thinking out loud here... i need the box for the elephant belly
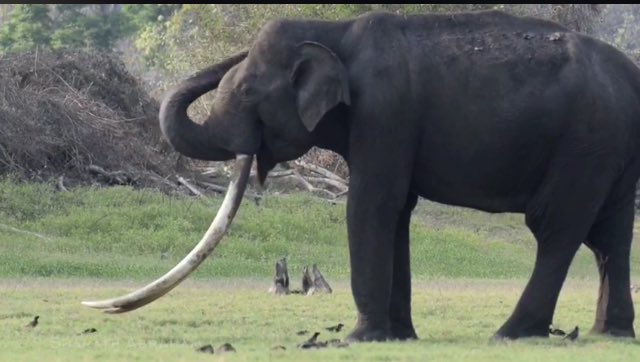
[411,122,558,214]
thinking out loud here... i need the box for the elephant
[83,10,639,342]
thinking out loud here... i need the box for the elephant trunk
[81,154,253,313]
[159,51,248,161]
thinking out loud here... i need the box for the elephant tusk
[81,154,253,313]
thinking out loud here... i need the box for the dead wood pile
[0,48,348,199]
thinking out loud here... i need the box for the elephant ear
[291,41,350,132]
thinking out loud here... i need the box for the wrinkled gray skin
[160,10,640,342]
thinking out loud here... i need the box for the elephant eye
[237,83,255,100]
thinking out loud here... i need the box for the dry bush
[0,49,178,189]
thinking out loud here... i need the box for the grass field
[2,279,640,361]
[1,178,640,360]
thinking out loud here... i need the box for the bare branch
[305,176,348,192]
[87,165,133,185]
[0,223,52,242]
[294,160,347,184]
[57,175,69,192]
[176,176,205,198]
[267,170,294,178]
[196,180,263,204]
[287,170,337,198]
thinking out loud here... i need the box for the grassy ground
[1,178,640,360]
[1,178,639,281]
[1,279,639,361]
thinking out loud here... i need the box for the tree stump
[307,264,332,295]
[302,265,313,294]
[268,257,290,295]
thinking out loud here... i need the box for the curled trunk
[159,51,248,161]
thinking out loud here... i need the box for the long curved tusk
[81,154,253,313]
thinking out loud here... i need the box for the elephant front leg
[345,198,396,342]
[389,193,419,340]
[344,178,413,342]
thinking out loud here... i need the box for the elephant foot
[390,323,418,341]
[345,325,392,343]
[590,323,636,338]
[493,321,549,340]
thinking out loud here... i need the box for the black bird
[196,344,214,354]
[326,323,344,332]
[549,325,566,336]
[306,332,320,344]
[564,326,579,341]
[217,343,236,353]
[296,329,309,336]
[80,328,97,335]
[298,332,321,349]
[25,316,39,329]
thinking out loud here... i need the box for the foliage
[0,4,51,53]
[133,4,503,76]
[0,5,181,54]
[121,4,181,35]
[595,5,640,59]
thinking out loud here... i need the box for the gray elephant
[84,10,638,342]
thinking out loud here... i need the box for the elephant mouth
[81,154,253,313]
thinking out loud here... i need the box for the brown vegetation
[0,48,177,190]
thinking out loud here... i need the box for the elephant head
[82,20,351,312]
[161,21,351,184]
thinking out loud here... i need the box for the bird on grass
[298,332,321,349]
[196,344,214,354]
[79,328,97,335]
[25,316,39,329]
[217,343,236,353]
[296,329,308,335]
[326,323,344,332]
[564,326,579,341]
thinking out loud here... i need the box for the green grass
[1,178,639,281]
[2,178,640,360]
[0,279,639,361]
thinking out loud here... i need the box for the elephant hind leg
[495,153,618,340]
[585,183,636,338]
